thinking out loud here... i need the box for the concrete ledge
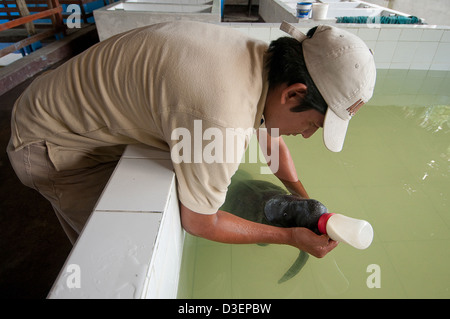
[94,0,221,41]
[47,145,184,299]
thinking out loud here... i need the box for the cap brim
[323,108,350,152]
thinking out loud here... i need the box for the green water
[177,70,450,299]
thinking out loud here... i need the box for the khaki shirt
[10,21,269,214]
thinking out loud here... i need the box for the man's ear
[281,83,308,105]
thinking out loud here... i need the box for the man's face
[279,108,324,138]
[263,83,325,138]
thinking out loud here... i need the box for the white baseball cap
[280,22,376,152]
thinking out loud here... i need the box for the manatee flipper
[278,250,309,284]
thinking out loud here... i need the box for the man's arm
[257,129,309,198]
[180,204,337,258]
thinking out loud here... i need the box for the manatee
[221,171,328,284]
[264,194,328,234]
[220,171,287,226]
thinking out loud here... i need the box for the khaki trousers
[7,140,117,244]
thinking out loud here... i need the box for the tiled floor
[0,30,100,299]
[0,65,73,299]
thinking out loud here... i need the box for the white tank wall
[364,0,450,26]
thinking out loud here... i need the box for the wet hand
[290,227,338,258]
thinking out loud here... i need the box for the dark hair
[266,27,328,114]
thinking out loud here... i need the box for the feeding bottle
[318,213,373,249]
[263,195,373,249]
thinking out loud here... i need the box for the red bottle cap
[318,213,335,234]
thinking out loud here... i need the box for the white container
[312,3,329,20]
[296,2,312,19]
[318,213,374,250]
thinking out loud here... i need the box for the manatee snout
[264,195,328,233]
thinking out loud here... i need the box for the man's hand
[289,227,338,258]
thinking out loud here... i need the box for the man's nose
[302,127,319,139]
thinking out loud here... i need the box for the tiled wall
[93,0,450,71]
[354,25,450,70]
[368,68,450,107]
[226,23,450,71]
